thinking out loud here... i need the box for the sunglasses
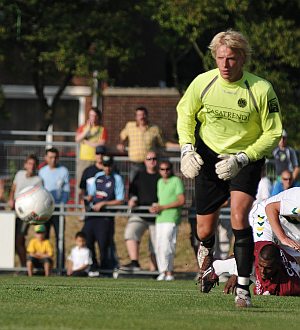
[282,177,292,181]
[146,157,157,161]
[160,167,170,171]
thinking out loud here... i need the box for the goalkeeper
[177,29,282,308]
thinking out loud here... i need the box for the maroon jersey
[254,241,300,296]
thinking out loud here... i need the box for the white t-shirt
[13,170,43,198]
[67,246,92,272]
[255,176,272,202]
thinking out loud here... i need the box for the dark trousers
[44,214,65,270]
[82,217,118,270]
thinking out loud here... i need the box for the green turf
[0,276,299,330]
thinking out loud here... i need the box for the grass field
[0,276,300,330]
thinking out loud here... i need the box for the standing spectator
[75,107,108,186]
[8,154,42,267]
[150,160,185,281]
[26,225,53,277]
[79,145,106,205]
[39,147,70,269]
[176,30,282,307]
[79,145,118,271]
[271,169,300,196]
[255,164,272,202]
[117,106,178,182]
[83,155,124,272]
[121,151,160,271]
[67,231,92,277]
[272,129,299,181]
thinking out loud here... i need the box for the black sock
[232,227,254,281]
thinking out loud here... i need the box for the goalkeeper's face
[215,45,244,83]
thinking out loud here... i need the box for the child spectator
[67,231,92,277]
[26,224,53,277]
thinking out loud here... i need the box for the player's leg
[196,212,220,291]
[230,191,254,307]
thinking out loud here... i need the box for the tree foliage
[0,0,142,129]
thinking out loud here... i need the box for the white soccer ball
[15,185,55,224]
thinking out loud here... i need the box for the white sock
[213,259,238,276]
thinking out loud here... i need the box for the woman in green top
[150,160,185,281]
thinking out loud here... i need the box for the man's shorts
[124,215,156,253]
[27,256,53,268]
[195,139,265,215]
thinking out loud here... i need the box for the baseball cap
[102,155,113,166]
[282,129,287,138]
[34,224,46,233]
[95,145,107,155]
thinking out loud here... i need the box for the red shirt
[254,241,300,296]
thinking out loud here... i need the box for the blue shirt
[271,181,300,196]
[39,165,70,204]
[87,171,124,201]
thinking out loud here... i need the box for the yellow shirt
[77,124,108,161]
[177,69,282,161]
[27,238,53,257]
[120,121,165,162]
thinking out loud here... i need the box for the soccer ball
[15,185,55,224]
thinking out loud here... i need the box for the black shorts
[27,256,53,268]
[195,139,265,215]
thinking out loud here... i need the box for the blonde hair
[209,30,251,63]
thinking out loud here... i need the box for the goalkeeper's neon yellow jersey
[177,68,282,161]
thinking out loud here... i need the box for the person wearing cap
[83,155,125,271]
[26,225,54,277]
[202,187,300,296]
[272,129,299,181]
[78,145,107,204]
[75,107,108,186]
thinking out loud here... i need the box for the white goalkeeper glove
[215,152,249,181]
[180,144,204,179]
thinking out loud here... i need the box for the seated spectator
[121,151,160,271]
[271,170,300,196]
[8,154,42,267]
[150,160,185,281]
[67,231,92,277]
[26,225,53,277]
[83,155,125,273]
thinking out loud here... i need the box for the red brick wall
[101,88,181,150]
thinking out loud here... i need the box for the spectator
[67,231,92,277]
[26,224,53,277]
[255,164,272,202]
[39,147,70,269]
[83,155,124,273]
[150,160,185,281]
[8,154,42,267]
[121,151,160,272]
[79,145,118,273]
[117,106,179,182]
[271,169,300,196]
[272,129,299,181]
[75,107,108,185]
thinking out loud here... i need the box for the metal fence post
[58,203,65,275]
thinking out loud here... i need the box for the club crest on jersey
[268,98,279,113]
[238,98,247,108]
